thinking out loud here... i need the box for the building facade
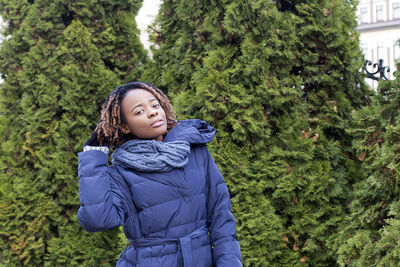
[356,0,400,87]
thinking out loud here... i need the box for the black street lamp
[363,59,391,81]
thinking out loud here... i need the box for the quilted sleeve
[205,148,242,266]
[77,150,126,232]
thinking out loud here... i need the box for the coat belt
[129,225,209,267]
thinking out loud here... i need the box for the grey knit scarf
[112,139,191,172]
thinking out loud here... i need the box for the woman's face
[120,89,167,141]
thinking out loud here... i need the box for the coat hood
[163,119,215,144]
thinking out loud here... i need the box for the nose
[149,108,158,117]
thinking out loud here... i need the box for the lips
[151,119,165,128]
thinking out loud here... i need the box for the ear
[121,124,131,134]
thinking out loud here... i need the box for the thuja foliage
[144,0,369,265]
[335,62,400,266]
[0,0,146,265]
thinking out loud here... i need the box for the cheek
[161,109,167,118]
[123,117,142,135]
[129,118,145,130]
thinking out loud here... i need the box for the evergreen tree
[144,0,369,265]
[336,65,400,266]
[0,0,146,265]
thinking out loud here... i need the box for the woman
[77,81,242,266]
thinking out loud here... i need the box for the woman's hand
[83,129,109,154]
[84,131,100,147]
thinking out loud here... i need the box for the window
[360,7,369,23]
[394,41,400,60]
[377,41,385,61]
[376,5,384,21]
[361,43,370,60]
[394,2,400,20]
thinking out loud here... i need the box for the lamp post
[363,59,391,81]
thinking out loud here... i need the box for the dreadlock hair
[96,81,178,149]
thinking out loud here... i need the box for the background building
[356,0,400,87]
[136,0,161,52]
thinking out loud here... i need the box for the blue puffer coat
[77,119,242,266]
